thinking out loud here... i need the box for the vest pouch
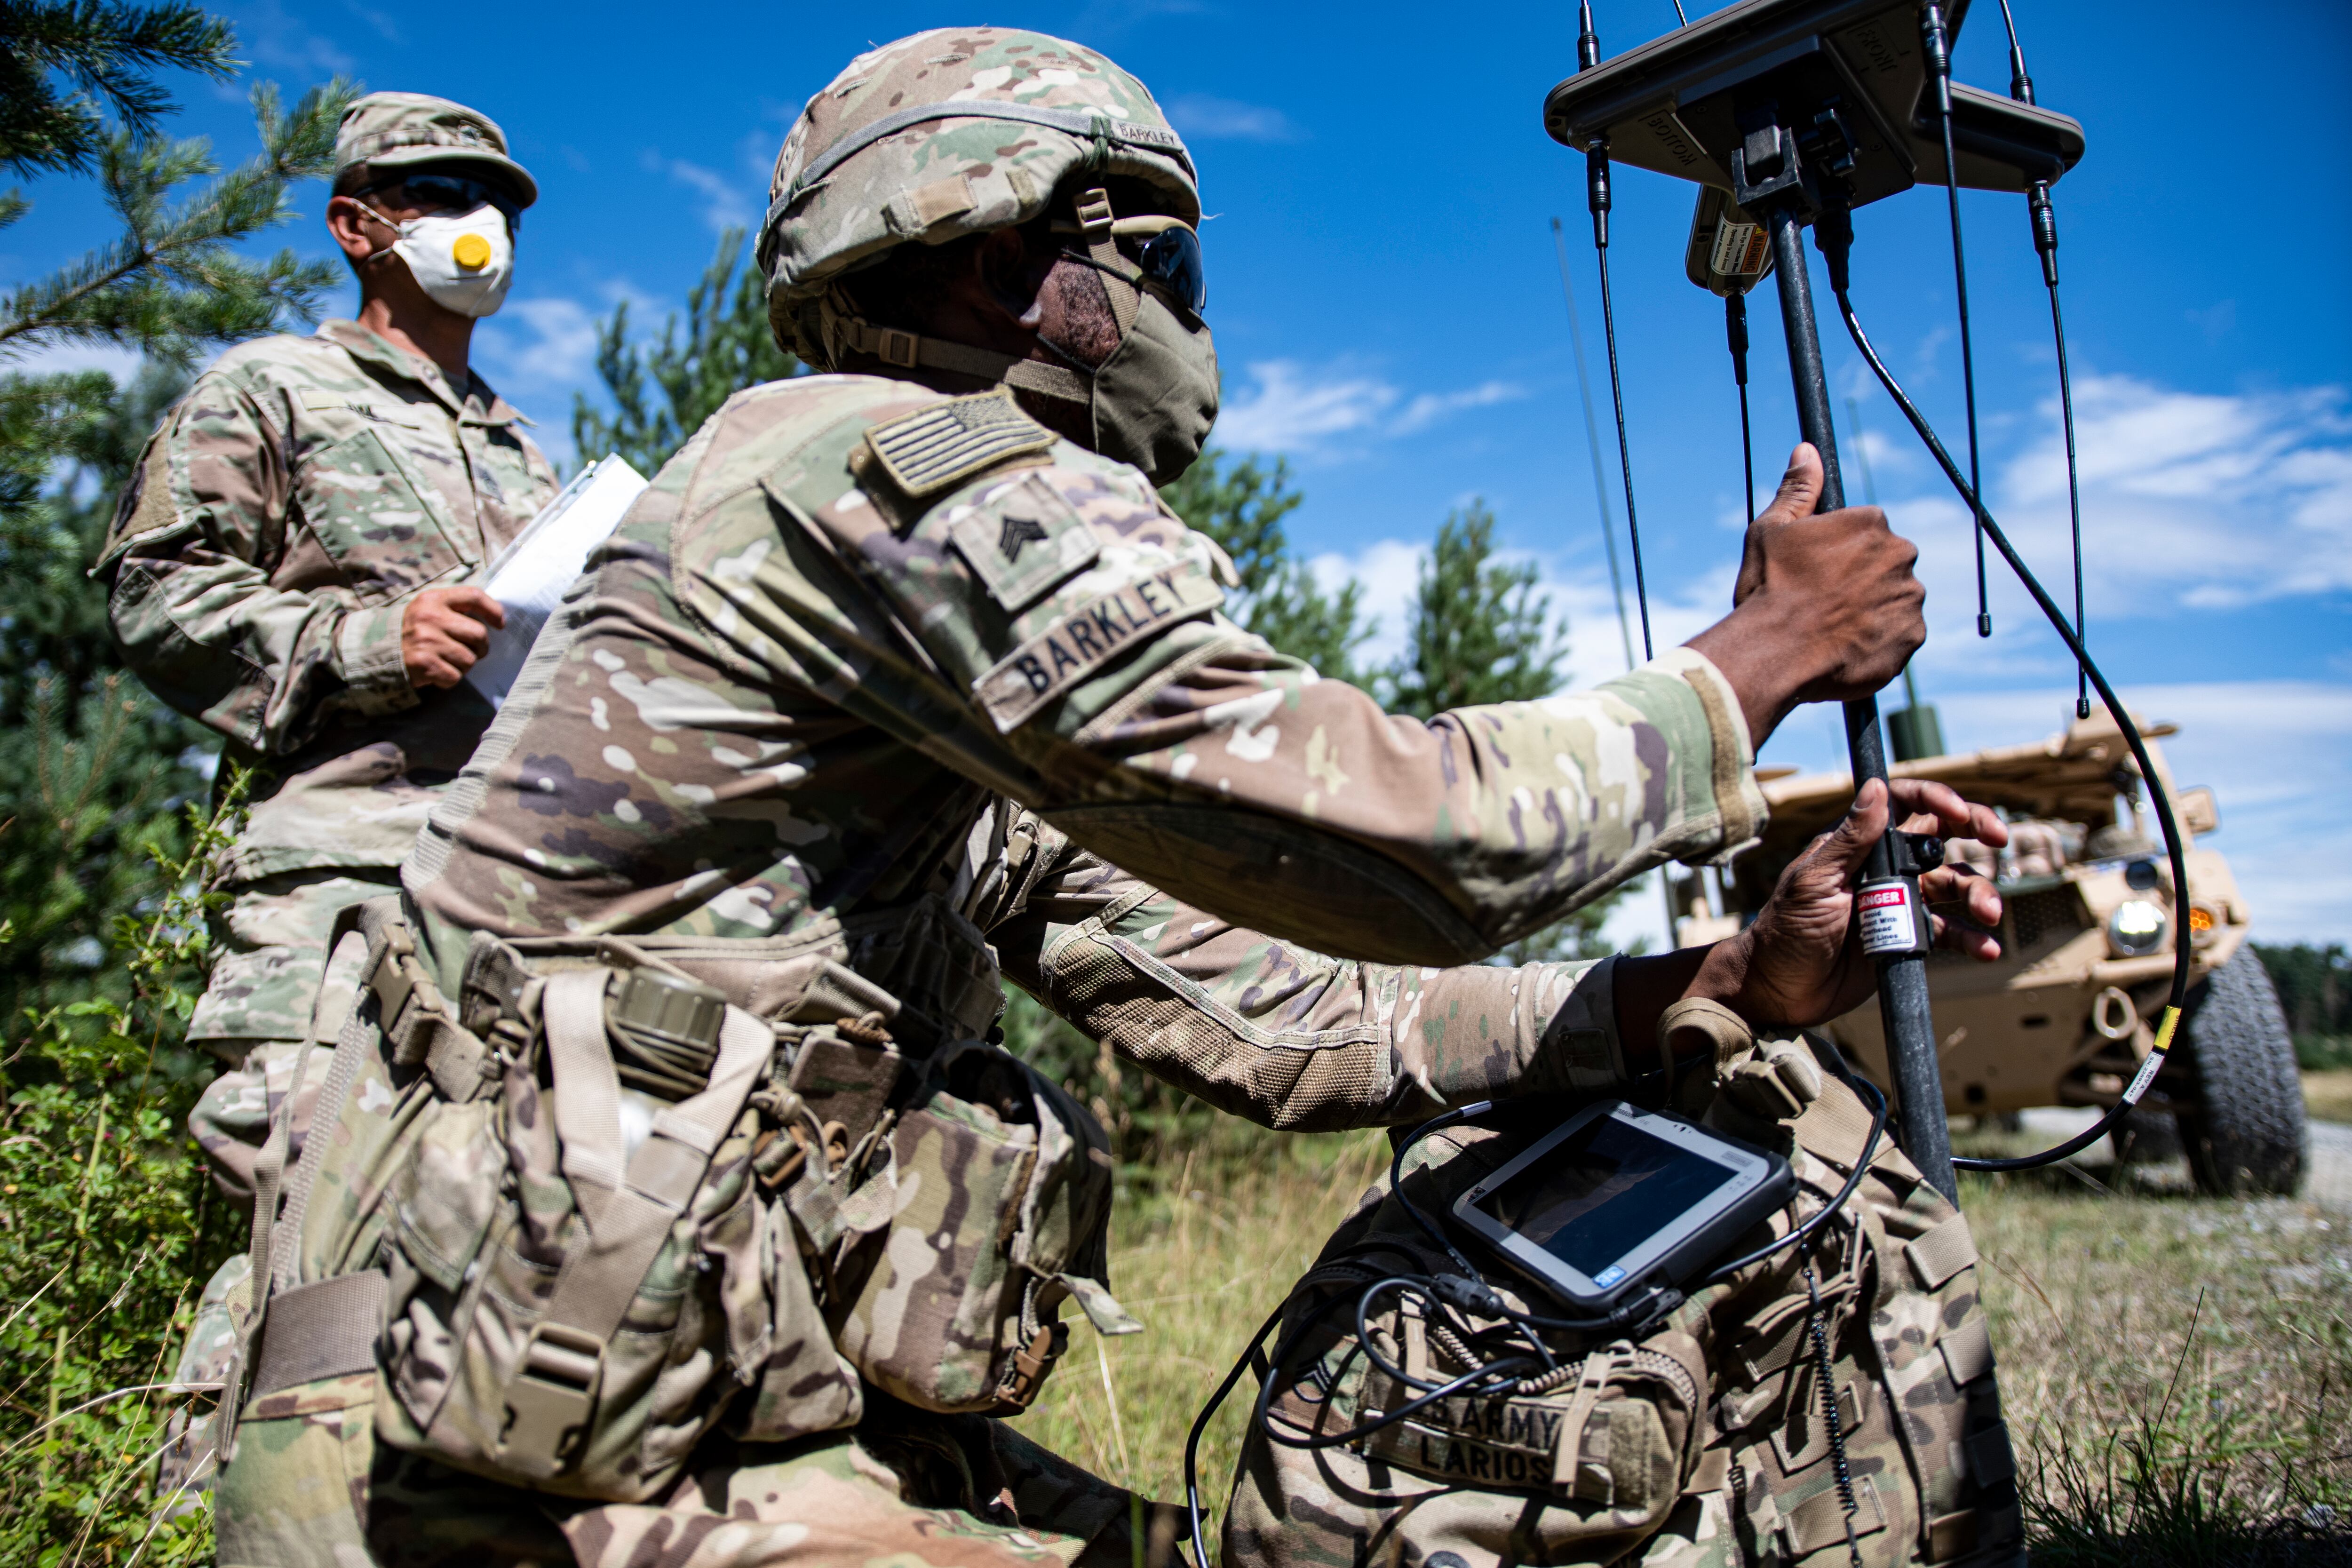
[1353,1306,1710,1521]
[834,1039,1131,1413]
[373,963,804,1501]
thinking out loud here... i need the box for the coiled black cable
[1819,231,2193,1170]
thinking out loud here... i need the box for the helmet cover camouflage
[759,28,1200,363]
[333,90,538,208]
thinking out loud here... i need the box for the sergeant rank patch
[861,388,1057,498]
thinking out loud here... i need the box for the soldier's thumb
[1756,443,1825,528]
[1822,778,1890,880]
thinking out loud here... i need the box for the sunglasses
[359,171,524,229]
[1056,214,1206,315]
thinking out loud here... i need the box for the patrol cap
[761,28,1197,357]
[332,91,539,208]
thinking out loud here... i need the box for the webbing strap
[828,309,1091,403]
[1905,1212,1979,1290]
[1549,1348,1620,1492]
[500,995,774,1476]
[1682,1448,1732,1498]
[1963,1421,2017,1486]
[1793,1071,1879,1172]
[248,1273,385,1396]
[1939,1316,1995,1387]
[544,970,624,1227]
[1782,1472,1887,1556]
[774,101,1193,216]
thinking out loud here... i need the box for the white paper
[465,454,648,708]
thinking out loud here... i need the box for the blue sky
[8,0,2350,943]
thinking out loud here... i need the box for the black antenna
[1921,2,1990,638]
[2000,0,2092,717]
[1552,217,1637,671]
[1580,0,1652,659]
[1728,291,1755,523]
[1669,0,1689,22]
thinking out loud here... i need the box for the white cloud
[1165,94,1300,143]
[653,156,756,234]
[475,296,600,392]
[1215,360,1526,458]
[0,340,145,380]
[1878,373,2352,621]
[238,0,356,73]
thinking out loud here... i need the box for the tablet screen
[1472,1115,1740,1286]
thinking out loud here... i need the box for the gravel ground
[2018,1106,2352,1209]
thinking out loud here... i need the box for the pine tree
[0,11,352,1552]
[0,8,352,1019]
[1159,448,1369,683]
[572,227,799,477]
[1385,500,1570,719]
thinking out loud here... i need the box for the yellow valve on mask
[452,231,493,271]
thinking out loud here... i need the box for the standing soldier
[96,92,557,1487]
[203,30,2005,1568]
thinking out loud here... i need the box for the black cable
[1580,1,1652,659]
[1828,273,2194,1171]
[1920,2,1990,638]
[1728,290,1756,523]
[1803,1255,1867,1568]
[1700,1036,1885,1285]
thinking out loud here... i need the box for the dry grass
[2304,1070,2352,1126]
[1006,1125,2352,1562]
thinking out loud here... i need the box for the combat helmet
[758,27,1200,372]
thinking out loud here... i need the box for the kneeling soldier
[200,28,1987,1568]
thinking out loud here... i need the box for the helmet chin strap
[815,187,1141,407]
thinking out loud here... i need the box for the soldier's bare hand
[1686,443,1925,746]
[401,586,506,688]
[1695,777,2006,1028]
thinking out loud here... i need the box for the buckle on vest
[994,1319,1068,1411]
[875,327,918,368]
[499,1321,604,1474]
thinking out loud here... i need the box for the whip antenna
[1551,218,1637,671]
[1729,291,1756,522]
[1921,2,1991,637]
[1999,0,2092,717]
[1579,0,1653,660]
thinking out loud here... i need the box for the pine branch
[0,76,355,360]
[0,0,238,178]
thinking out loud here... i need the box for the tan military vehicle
[1673,708,2307,1195]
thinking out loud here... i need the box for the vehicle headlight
[2107,899,2168,957]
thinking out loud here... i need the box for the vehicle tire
[2112,1107,2182,1164]
[2177,947,2308,1196]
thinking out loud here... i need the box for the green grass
[1008,1126,2352,1566]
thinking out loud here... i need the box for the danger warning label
[1858,881,1921,955]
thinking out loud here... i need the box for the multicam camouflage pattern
[100,319,559,890]
[188,868,390,1059]
[217,1378,1177,1568]
[760,28,1199,362]
[404,374,1763,980]
[1226,1073,2025,1568]
[333,89,539,206]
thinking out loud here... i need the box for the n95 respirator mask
[391,205,515,318]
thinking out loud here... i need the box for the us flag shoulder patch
[861,389,1056,498]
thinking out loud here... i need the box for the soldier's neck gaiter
[1073,289,1220,487]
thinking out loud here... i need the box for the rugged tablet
[1452,1100,1794,1313]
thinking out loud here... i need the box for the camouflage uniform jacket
[993,815,1637,1130]
[405,373,1766,990]
[98,320,560,882]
